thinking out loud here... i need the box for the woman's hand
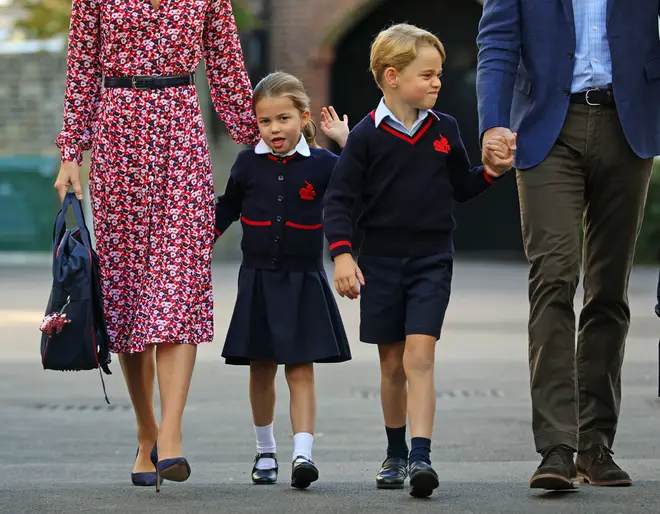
[54,161,83,202]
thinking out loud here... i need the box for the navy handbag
[40,192,111,402]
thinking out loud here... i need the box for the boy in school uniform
[323,23,514,498]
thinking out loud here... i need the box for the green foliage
[10,0,258,39]
[636,158,660,264]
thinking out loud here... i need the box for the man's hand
[482,127,517,177]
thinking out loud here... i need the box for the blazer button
[277,195,283,201]
[568,52,573,59]
[276,216,282,222]
[274,236,280,243]
[271,257,277,264]
[278,175,284,181]
[563,88,570,96]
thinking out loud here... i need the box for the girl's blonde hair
[370,23,446,88]
[252,71,319,148]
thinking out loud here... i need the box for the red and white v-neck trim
[369,110,434,144]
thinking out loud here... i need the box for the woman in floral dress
[54,0,259,486]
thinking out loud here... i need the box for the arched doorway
[329,0,524,258]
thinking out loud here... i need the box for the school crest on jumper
[433,135,451,153]
[299,181,316,201]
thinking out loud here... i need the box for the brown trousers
[516,103,653,453]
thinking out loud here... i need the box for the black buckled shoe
[291,455,319,489]
[251,452,278,485]
[529,444,578,490]
[408,460,439,498]
[576,445,632,487]
[376,457,408,489]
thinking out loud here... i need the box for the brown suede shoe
[576,445,632,487]
[529,445,579,490]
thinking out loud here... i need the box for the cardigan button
[274,236,280,243]
[271,257,277,264]
[278,175,284,181]
[276,216,282,222]
[277,195,283,201]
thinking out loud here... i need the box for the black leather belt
[570,86,614,106]
[103,73,195,90]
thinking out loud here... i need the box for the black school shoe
[291,455,319,489]
[529,444,579,490]
[576,445,632,487]
[251,452,278,484]
[408,460,439,498]
[376,457,408,489]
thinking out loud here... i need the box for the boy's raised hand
[333,253,365,300]
[483,133,517,177]
[320,106,349,148]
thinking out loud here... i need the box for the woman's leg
[155,343,197,460]
[118,344,159,472]
[250,361,279,469]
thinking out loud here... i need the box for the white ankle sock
[254,423,277,470]
[293,432,314,461]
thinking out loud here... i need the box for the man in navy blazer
[477,0,660,491]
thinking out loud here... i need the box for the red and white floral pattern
[56,0,259,353]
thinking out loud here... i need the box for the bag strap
[53,193,93,249]
[656,269,659,317]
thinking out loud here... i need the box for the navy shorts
[358,253,453,343]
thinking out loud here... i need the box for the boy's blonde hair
[369,23,445,88]
[252,71,319,148]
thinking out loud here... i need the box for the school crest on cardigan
[299,181,316,200]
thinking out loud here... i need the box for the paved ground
[1,259,659,513]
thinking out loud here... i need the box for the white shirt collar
[373,97,439,128]
[254,135,311,157]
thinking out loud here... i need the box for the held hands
[333,253,365,300]
[320,106,349,148]
[482,127,517,178]
[54,161,84,202]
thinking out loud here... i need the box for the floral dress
[55,0,260,353]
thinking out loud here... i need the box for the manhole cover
[351,388,504,399]
[31,403,133,411]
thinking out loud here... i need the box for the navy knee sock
[385,425,409,460]
[409,437,431,465]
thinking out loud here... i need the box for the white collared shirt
[373,97,439,136]
[254,135,311,157]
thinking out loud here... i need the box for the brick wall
[268,0,378,145]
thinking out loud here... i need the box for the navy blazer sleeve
[476,0,522,142]
[446,117,499,202]
[214,161,244,243]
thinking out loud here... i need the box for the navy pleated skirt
[222,266,352,365]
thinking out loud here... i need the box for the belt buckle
[131,75,151,90]
[584,88,601,106]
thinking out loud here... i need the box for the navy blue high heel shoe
[131,444,159,487]
[156,457,191,492]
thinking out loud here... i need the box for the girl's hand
[320,106,349,148]
[333,253,365,300]
[54,161,83,202]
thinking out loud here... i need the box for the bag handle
[53,193,92,249]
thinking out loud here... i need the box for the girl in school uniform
[214,71,352,489]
